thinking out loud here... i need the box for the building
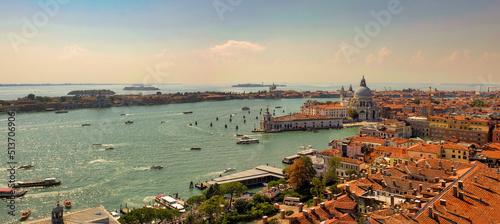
[300,100,348,119]
[340,76,380,121]
[359,119,412,139]
[405,116,430,138]
[440,143,471,162]
[258,108,343,132]
[25,204,119,224]
[428,115,491,145]
[407,143,442,160]
[493,124,500,143]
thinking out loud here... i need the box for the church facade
[340,76,380,121]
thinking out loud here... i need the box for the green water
[0,98,358,222]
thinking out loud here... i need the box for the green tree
[325,101,332,104]
[410,99,420,104]
[185,213,204,224]
[310,177,326,199]
[187,194,206,209]
[155,209,180,223]
[470,99,488,107]
[60,96,66,102]
[199,195,227,224]
[27,93,35,100]
[221,182,247,208]
[285,160,308,190]
[233,199,250,214]
[203,183,222,199]
[299,156,317,179]
[346,169,358,177]
[125,207,156,224]
[348,107,358,120]
[252,193,271,204]
[35,96,43,101]
[118,213,137,224]
[325,157,342,184]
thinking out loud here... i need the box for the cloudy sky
[1,0,499,85]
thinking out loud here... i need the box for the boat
[105,147,114,150]
[64,200,72,208]
[55,110,68,114]
[82,123,91,126]
[110,210,121,219]
[20,210,31,220]
[237,136,260,144]
[190,147,201,150]
[234,134,244,137]
[19,164,34,169]
[282,154,301,164]
[242,107,250,110]
[223,168,235,173]
[275,106,282,108]
[195,182,208,190]
[125,121,133,124]
[13,178,61,188]
[150,165,163,169]
[92,143,102,147]
[183,111,193,114]
[154,195,186,213]
[0,188,27,198]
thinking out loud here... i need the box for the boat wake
[88,159,116,164]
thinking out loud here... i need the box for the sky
[1,0,499,85]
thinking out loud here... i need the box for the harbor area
[206,165,285,186]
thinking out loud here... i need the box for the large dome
[354,86,372,97]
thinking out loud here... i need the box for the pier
[206,165,284,186]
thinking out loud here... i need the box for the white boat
[155,195,186,213]
[150,165,163,169]
[237,136,260,144]
[110,210,121,219]
[223,168,236,173]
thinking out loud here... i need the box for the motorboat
[20,210,31,220]
[275,106,282,108]
[19,164,34,169]
[223,168,236,173]
[105,147,114,150]
[150,165,163,169]
[81,124,91,126]
[237,136,260,144]
[242,107,250,110]
[55,110,68,114]
[183,111,193,114]
[190,147,201,150]
[155,195,186,213]
[110,210,121,219]
[125,121,133,124]
[92,143,102,147]
[64,200,72,208]
[0,188,27,198]
[13,178,61,188]
[234,134,244,137]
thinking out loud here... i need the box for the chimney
[459,191,464,200]
[313,197,319,206]
[390,195,395,206]
[453,169,457,176]
[419,184,423,193]
[438,186,442,192]
[416,200,421,208]
[434,212,439,220]
[310,207,316,215]
[440,199,446,206]
[428,207,433,218]
[328,192,332,200]
[263,216,268,224]
[405,160,408,166]
[451,165,454,172]
[393,180,397,187]
[439,160,442,169]
[474,176,478,183]
[409,181,413,190]
[333,193,337,200]
[453,185,458,197]
[346,184,350,194]
[441,180,446,187]
[299,203,304,212]
[303,210,309,217]
[280,209,286,219]
[410,156,414,162]
[427,188,432,193]
[418,169,422,175]
[434,177,440,183]
[458,180,463,189]
[341,178,345,183]
[320,202,325,209]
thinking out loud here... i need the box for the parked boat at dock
[154,195,186,213]
[13,178,61,188]
[64,200,72,208]
[0,188,27,198]
[282,154,301,164]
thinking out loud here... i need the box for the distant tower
[428,87,432,117]
[340,86,345,101]
[360,75,367,87]
[349,84,353,92]
[52,201,64,224]
[260,106,273,131]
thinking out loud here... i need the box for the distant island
[232,83,286,87]
[67,89,116,95]
[123,86,160,91]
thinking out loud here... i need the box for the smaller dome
[354,86,372,97]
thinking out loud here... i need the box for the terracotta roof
[407,144,442,154]
[318,149,341,157]
[442,143,471,151]
[341,157,364,165]
[480,150,500,159]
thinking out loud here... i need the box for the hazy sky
[1,0,499,85]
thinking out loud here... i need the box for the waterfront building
[257,108,342,132]
[300,100,348,119]
[359,119,412,139]
[428,115,491,145]
[340,76,380,121]
[25,205,119,224]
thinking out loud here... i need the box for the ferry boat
[154,195,186,213]
[64,200,72,208]
[0,188,27,198]
[20,210,31,220]
[13,178,61,188]
[183,111,193,114]
[236,136,260,144]
[150,165,163,169]
[282,154,301,164]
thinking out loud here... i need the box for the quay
[206,165,284,186]
[343,121,377,128]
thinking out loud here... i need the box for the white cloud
[366,47,391,65]
[59,45,88,60]
[205,40,265,63]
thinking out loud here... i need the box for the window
[452,155,456,158]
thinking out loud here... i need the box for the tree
[123,207,156,224]
[310,177,326,199]
[285,159,309,190]
[187,194,206,208]
[27,93,35,100]
[199,195,227,224]
[410,99,420,104]
[155,209,180,223]
[60,96,66,102]
[221,182,247,208]
[325,101,332,104]
[346,169,358,179]
[348,107,358,120]
[234,199,250,214]
[252,193,271,204]
[470,99,488,107]
[325,157,342,184]
[203,183,222,199]
[299,156,317,179]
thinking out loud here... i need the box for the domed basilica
[340,76,379,121]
